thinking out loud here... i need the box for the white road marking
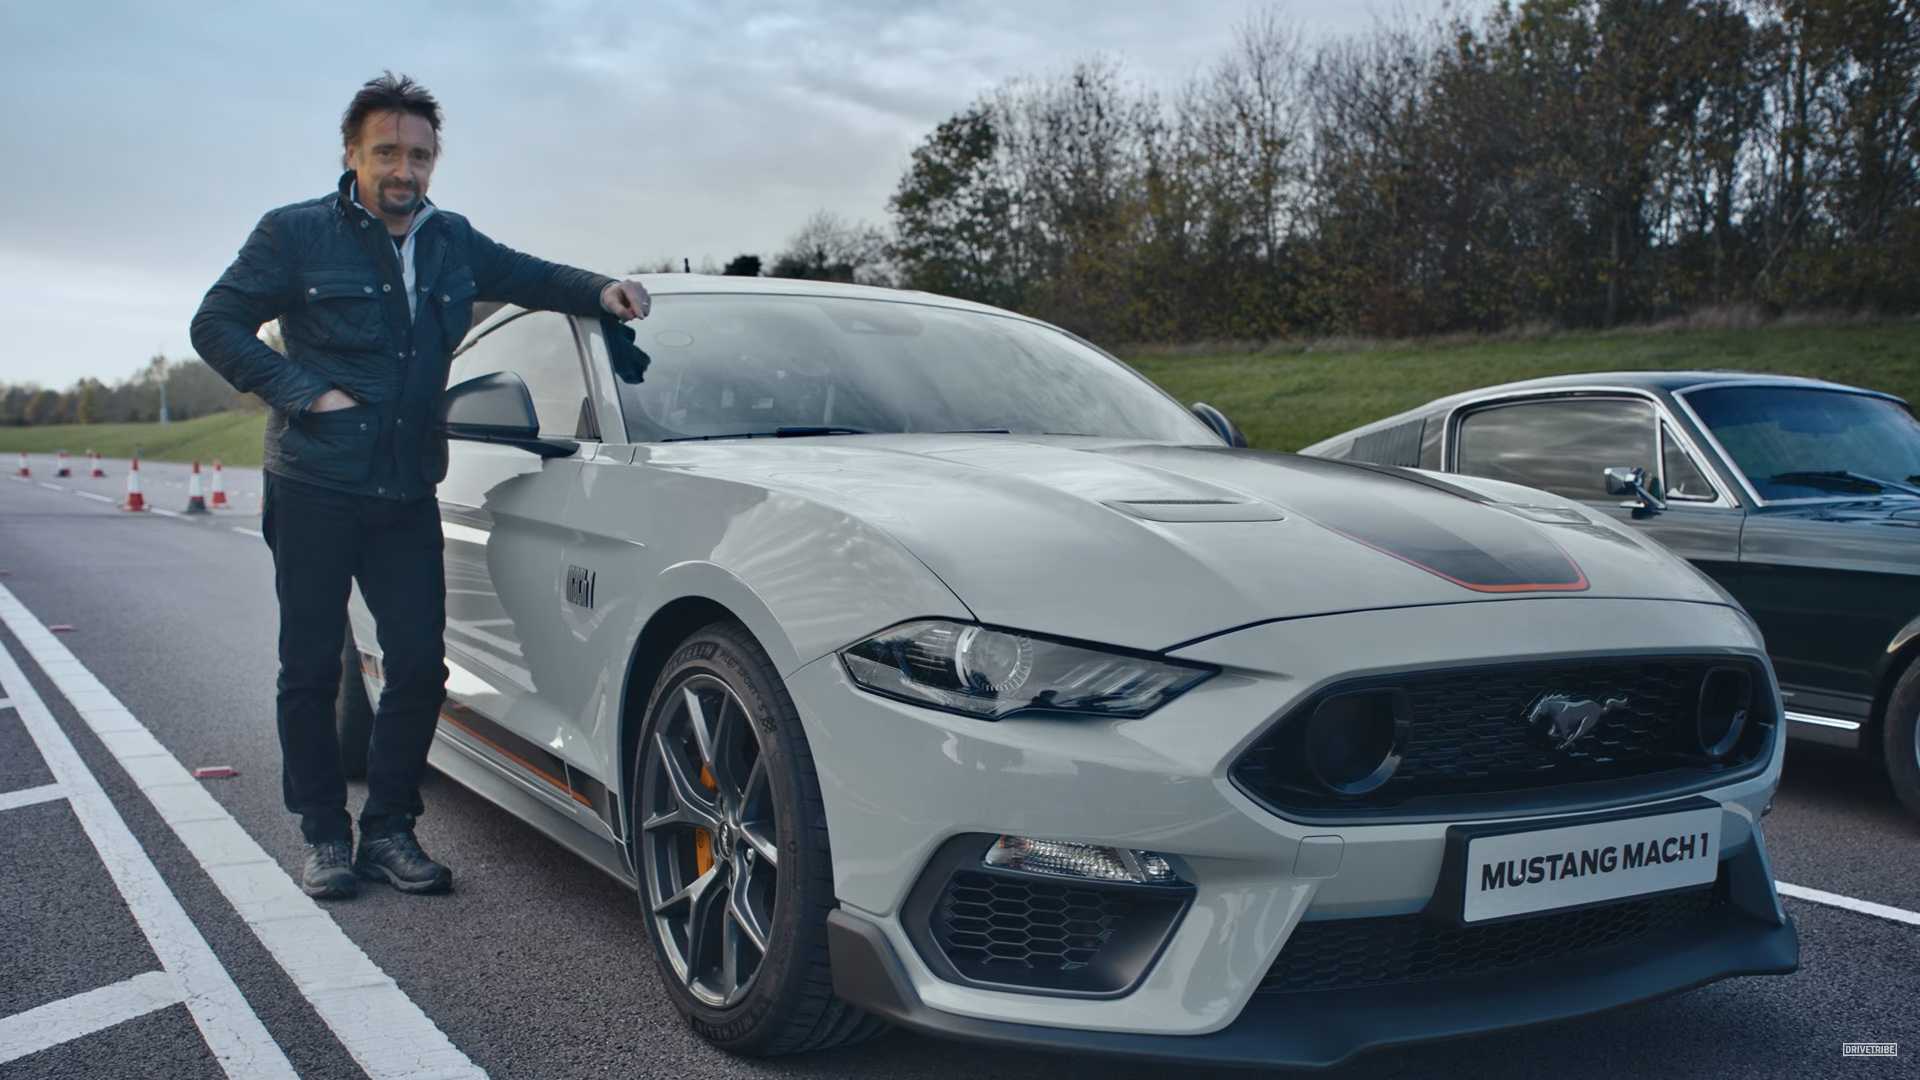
[74,491,115,504]
[149,508,185,519]
[0,636,297,1077]
[231,527,264,539]
[0,782,64,812]
[0,971,183,1065]
[1777,881,1920,929]
[38,482,64,492]
[440,521,489,546]
[0,584,487,1079]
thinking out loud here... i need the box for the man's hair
[340,71,442,166]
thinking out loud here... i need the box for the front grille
[926,869,1189,995]
[1261,878,1727,994]
[1232,656,1773,815]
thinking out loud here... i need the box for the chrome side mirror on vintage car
[439,371,578,459]
[1190,402,1249,448]
[1604,465,1666,511]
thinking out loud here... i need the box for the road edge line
[0,584,486,1080]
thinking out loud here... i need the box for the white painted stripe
[0,971,183,1064]
[38,482,65,492]
[441,520,489,546]
[0,697,11,710]
[74,490,115,504]
[230,527,264,539]
[0,585,486,1079]
[0,782,64,812]
[0,638,297,1078]
[149,508,184,519]
[1777,882,1920,929]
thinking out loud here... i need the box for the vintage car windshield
[1685,386,1920,501]
[606,294,1215,444]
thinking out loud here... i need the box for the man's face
[345,110,437,221]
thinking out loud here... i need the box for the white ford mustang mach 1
[339,275,1797,1068]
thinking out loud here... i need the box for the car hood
[642,435,1729,651]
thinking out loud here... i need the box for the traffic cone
[15,451,27,477]
[209,459,229,509]
[89,450,105,478]
[55,450,71,478]
[184,460,209,514]
[122,456,146,512]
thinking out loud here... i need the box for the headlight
[839,619,1216,720]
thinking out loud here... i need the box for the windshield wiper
[1767,470,1920,497]
[662,426,872,442]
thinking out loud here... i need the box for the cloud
[0,0,1435,387]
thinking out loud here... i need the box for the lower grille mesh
[1261,879,1726,994]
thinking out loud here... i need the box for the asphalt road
[0,464,1916,1079]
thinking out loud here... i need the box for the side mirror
[1603,465,1666,511]
[1190,402,1249,448]
[440,372,578,459]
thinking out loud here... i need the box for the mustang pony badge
[1527,693,1628,751]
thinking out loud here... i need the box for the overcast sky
[0,0,1442,388]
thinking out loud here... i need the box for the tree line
[767,0,1919,343]
[0,354,255,427]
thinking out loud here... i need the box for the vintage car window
[604,294,1218,444]
[1686,386,1920,501]
[448,312,596,440]
[1455,398,1655,500]
[1661,424,1718,501]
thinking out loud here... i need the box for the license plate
[1461,807,1720,923]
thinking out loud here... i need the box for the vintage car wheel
[632,621,886,1055]
[335,628,373,781]
[1884,659,1920,818]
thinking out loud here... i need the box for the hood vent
[1102,498,1286,523]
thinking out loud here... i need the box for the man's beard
[378,184,420,215]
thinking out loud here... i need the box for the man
[191,72,649,900]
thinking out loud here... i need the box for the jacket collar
[333,169,438,237]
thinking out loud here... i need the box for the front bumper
[786,596,1796,1057]
[828,834,1797,1068]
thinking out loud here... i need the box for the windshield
[603,294,1216,444]
[1684,386,1920,501]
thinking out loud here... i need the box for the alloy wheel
[640,674,781,1007]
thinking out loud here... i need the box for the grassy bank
[0,411,266,467]
[1121,320,1920,450]
[3,321,1916,462]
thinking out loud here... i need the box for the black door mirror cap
[1190,402,1249,448]
[440,372,579,459]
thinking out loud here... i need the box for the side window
[1661,424,1718,501]
[1455,398,1655,500]
[448,312,596,440]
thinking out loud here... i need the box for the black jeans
[262,473,447,844]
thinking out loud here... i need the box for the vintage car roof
[1414,370,1901,412]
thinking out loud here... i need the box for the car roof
[1428,369,1885,405]
[1301,368,1905,456]
[470,273,1037,340]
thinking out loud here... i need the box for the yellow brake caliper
[694,764,718,875]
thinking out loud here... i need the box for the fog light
[1697,667,1752,759]
[983,836,1181,884]
[1306,689,1409,796]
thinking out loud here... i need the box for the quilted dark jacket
[190,171,614,500]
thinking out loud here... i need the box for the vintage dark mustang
[1303,372,1920,816]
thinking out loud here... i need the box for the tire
[335,628,373,782]
[630,620,886,1056]
[1883,660,1920,819]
